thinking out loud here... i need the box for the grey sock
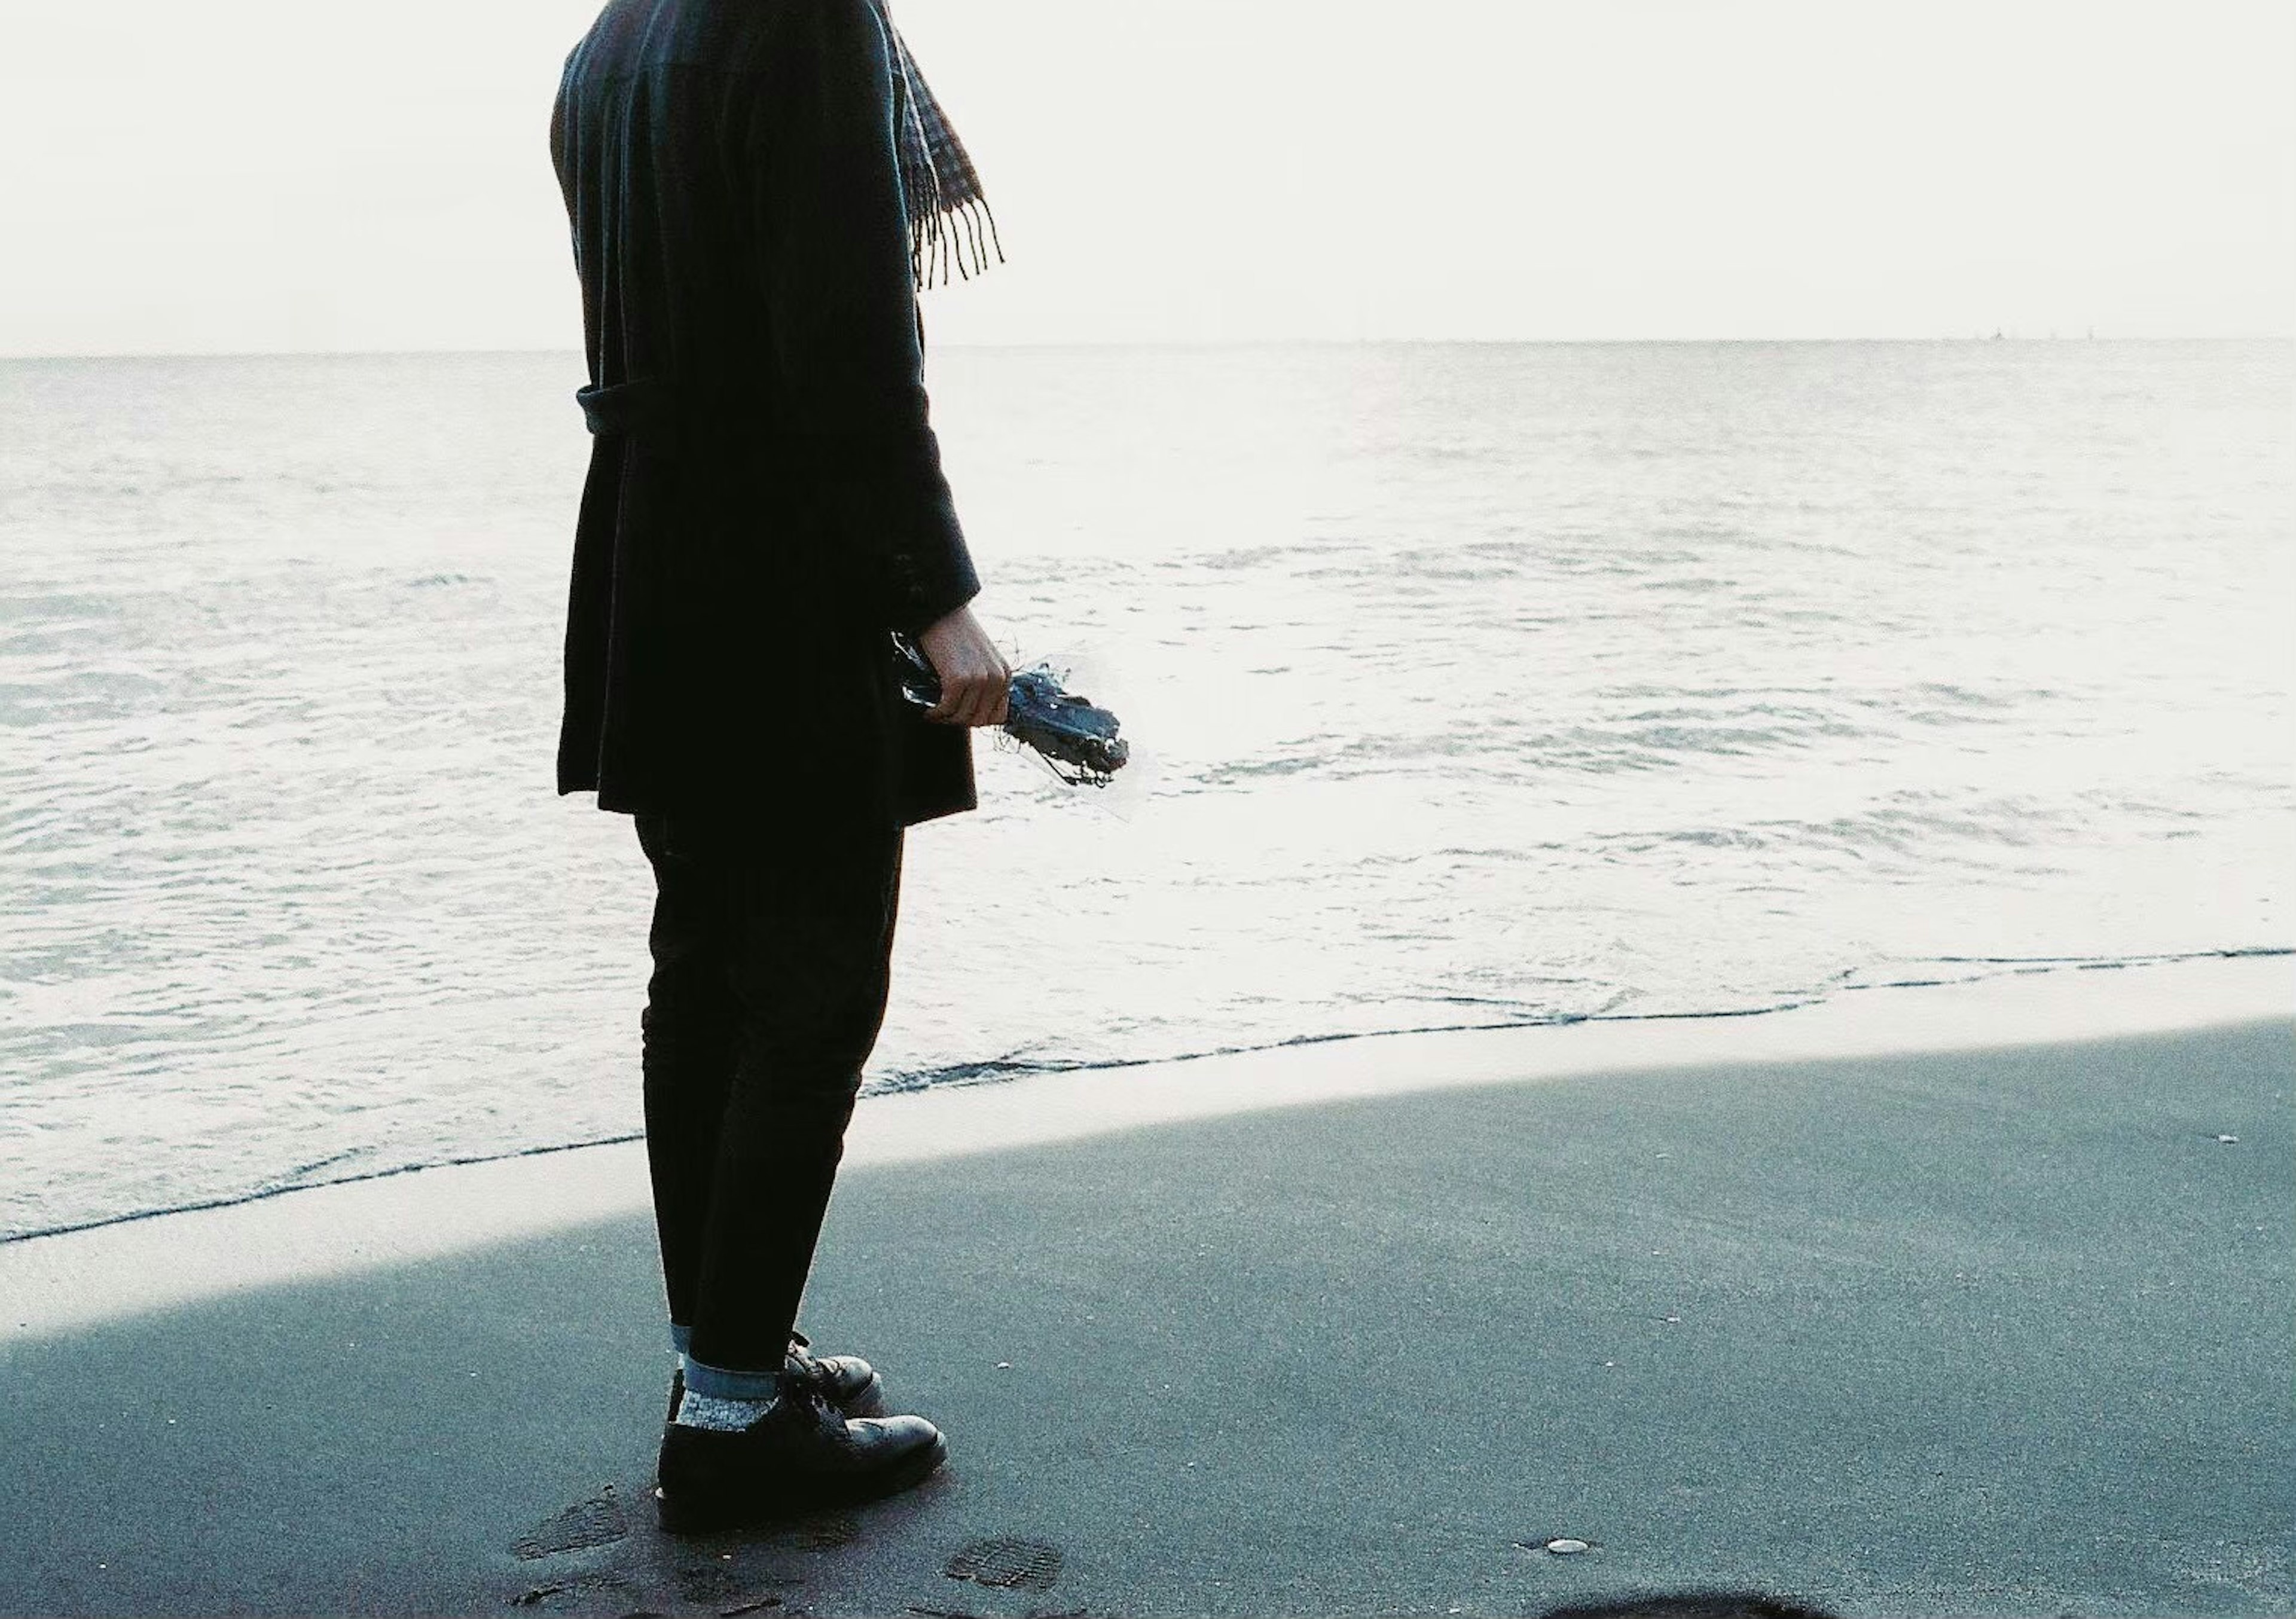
[674,1391,778,1432]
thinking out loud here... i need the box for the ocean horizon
[11,333,2294,363]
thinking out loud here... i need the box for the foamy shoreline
[4,951,2284,1343]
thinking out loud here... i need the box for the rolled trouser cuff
[670,1321,693,1358]
[680,1354,785,1402]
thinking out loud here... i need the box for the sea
[2,340,2289,1242]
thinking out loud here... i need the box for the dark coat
[549,0,982,830]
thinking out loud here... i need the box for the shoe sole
[654,1432,948,1536]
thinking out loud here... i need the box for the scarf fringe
[878,0,1001,292]
[908,195,1005,290]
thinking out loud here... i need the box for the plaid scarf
[870,0,1003,288]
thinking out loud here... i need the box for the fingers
[924,670,1009,726]
[913,606,1011,726]
[925,683,967,726]
[976,671,1011,727]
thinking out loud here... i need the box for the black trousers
[633,810,905,1388]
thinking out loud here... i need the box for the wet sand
[2,963,2289,1616]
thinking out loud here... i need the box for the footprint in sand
[513,1487,632,1561]
[942,1536,1064,1592]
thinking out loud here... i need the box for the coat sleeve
[749,0,982,639]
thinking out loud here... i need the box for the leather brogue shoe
[655,1377,948,1535]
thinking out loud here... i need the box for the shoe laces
[773,1374,842,1435]
[783,1331,841,1392]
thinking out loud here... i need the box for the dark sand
[3,1016,2289,1617]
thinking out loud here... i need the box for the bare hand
[916,603,1010,727]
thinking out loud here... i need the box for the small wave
[1,1131,646,1247]
[1187,753,1327,787]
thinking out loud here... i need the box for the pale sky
[1,0,2290,356]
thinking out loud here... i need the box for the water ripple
[2,342,2289,1239]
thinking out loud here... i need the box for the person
[548,0,1010,1533]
